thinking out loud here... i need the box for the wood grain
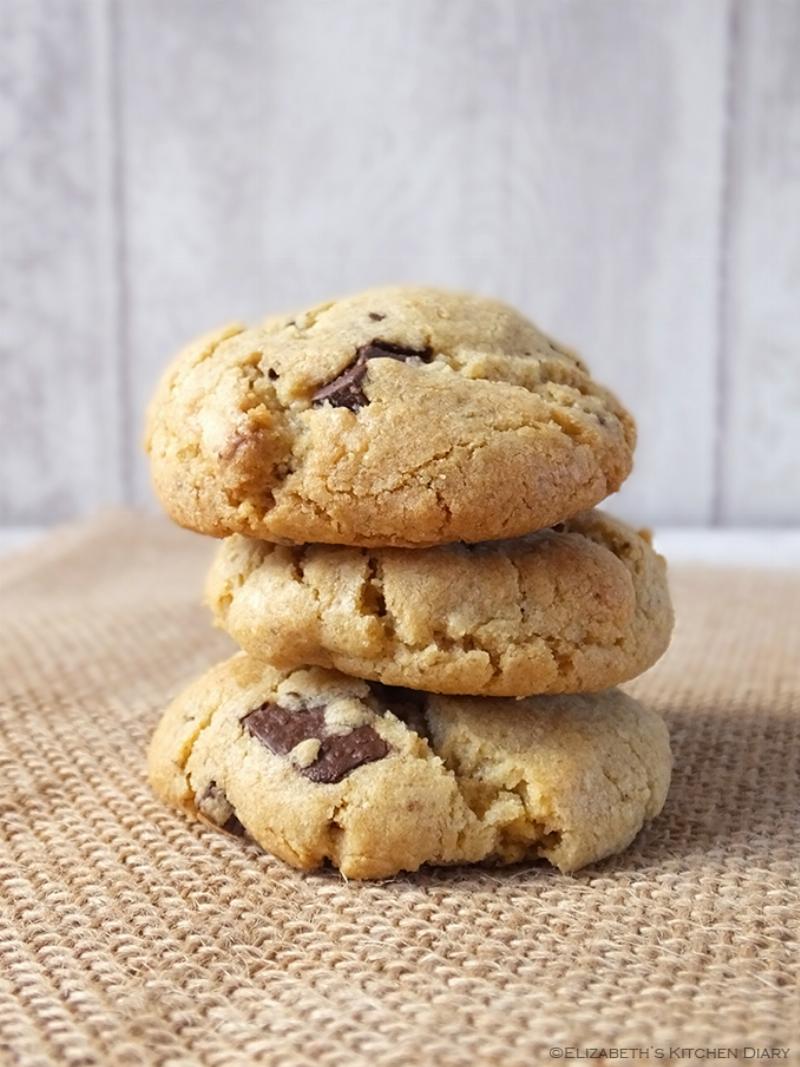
[1,0,795,528]
[0,0,121,523]
[717,0,800,522]
[120,0,540,502]
[117,0,729,522]
[115,0,272,503]
[504,0,728,524]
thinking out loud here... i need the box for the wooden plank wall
[1,0,797,529]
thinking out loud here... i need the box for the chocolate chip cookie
[148,655,671,879]
[145,287,635,547]
[205,510,672,697]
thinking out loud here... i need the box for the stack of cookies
[146,287,674,879]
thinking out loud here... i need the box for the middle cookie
[207,510,673,697]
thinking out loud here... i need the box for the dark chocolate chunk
[221,812,246,836]
[245,703,326,755]
[312,339,433,411]
[311,357,371,411]
[200,780,220,801]
[370,683,429,740]
[368,312,386,322]
[197,781,246,836]
[305,725,390,784]
[358,339,433,362]
[243,702,390,784]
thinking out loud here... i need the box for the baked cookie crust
[145,287,635,547]
[206,510,672,697]
[148,655,672,879]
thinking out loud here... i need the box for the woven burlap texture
[0,512,797,1067]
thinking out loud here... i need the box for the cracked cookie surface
[145,286,636,547]
[206,510,673,697]
[147,655,671,879]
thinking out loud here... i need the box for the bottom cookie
[148,654,671,879]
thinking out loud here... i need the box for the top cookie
[146,286,636,547]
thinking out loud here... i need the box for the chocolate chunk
[368,312,386,322]
[197,781,245,835]
[358,339,433,362]
[312,339,433,411]
[311,358,371,411]
[243,703,390,784]
[305,724,390,784]
[371,683,429,740]
[221,812,246,836]
[246,703,326,754]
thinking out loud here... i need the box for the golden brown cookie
[148,655,671,879]
[145,287,635,547]
[206,510,672,697]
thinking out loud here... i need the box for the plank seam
[90,0,132,505]
[712,0,743,526]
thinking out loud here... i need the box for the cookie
[145,286,635,547]
[206,510,673,697]
[148,655,671,879]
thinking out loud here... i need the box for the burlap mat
[0,512,797,1066]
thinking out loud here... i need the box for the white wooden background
[1,0,798,532]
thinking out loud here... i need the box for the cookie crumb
[196,780,244,834]
[325,698,372,733]
[290,738,322,769]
